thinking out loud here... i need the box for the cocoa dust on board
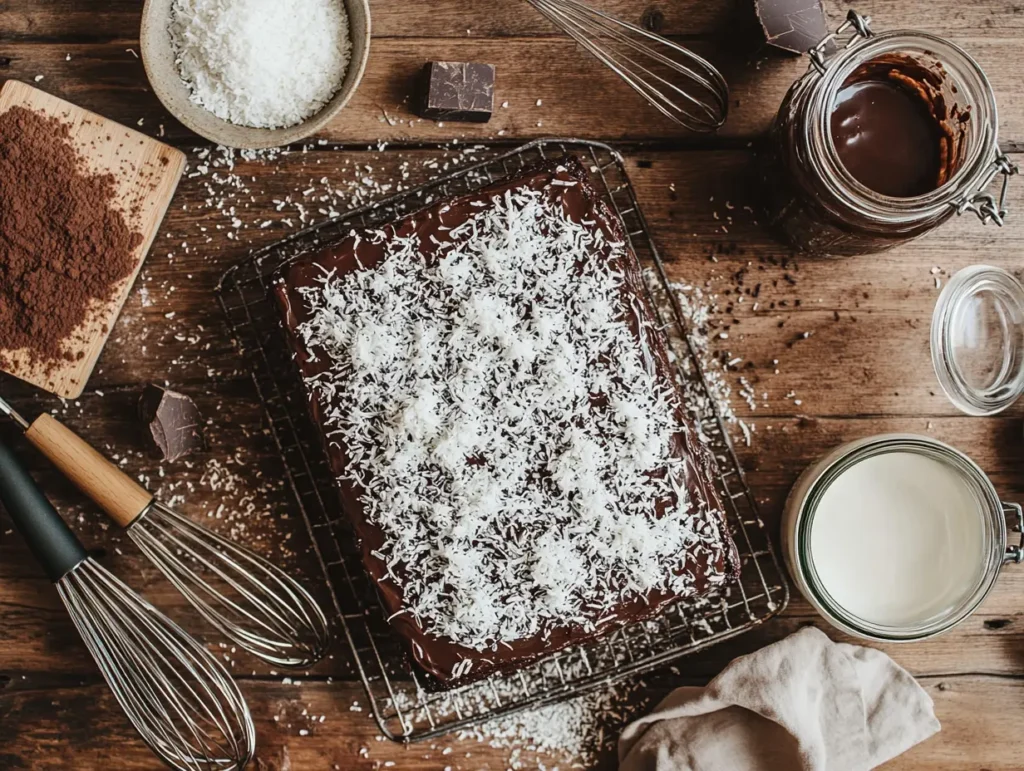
[0,105,142,374]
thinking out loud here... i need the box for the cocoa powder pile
[0,105,142,372]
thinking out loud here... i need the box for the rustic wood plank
[3,409,1023,679]
[0,146,1007,420]
[5,563,1024,681]
[2,0,722,41]
[2,143,1020,687]
[1,674,1021,770]
[4,32,1024,145]
[0,380,345,678]
[4,1,1024,762]
[3,136,1021,720]
[3,0,1022,42]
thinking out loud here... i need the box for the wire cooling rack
[216,139,788,742]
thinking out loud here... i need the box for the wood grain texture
[60,146,1024,420]
[5,36,1024,147]
[1,143,1022,766]
[2,0,1022,42]
[3,2,1024,147]
[2,0,1024,768]
[2,675,1023,770]
[0,80,184,398]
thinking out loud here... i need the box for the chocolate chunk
[417,61,495,122]
[755,0,829,54]
[138,384,204,462]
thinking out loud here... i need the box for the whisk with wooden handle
[0,395,330,669]
[524,0,728,131]
[0,437,255,771]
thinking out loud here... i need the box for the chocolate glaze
[830,55,966,197]
[273,157,739,685]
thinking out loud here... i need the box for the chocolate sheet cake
[274,157,739,685]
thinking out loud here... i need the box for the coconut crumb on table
[456,680,648,770]
[173,142,491,250]
[352,680,649,771]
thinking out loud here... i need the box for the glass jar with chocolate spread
[761,10,1017,256]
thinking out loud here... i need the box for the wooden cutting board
[0,80,185,399]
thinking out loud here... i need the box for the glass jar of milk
[783,434,1022,641]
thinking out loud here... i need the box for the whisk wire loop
[538,0,719,96]
[66,578,211,765]
[129,502,331,668]
[525,0,728,131]
[70,562,251,767]
[137,524,302,657]
[549,6,721,125]
[57,559,255,771]
[90,574,242,763]
[139,506,304,621]
[138,515,286,622]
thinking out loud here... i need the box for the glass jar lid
[931,265,1024,415]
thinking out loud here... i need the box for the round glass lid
[931,265,1024,416]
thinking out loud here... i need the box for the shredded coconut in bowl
[169,0,352,129]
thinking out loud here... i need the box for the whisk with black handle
[0,396,330,668]
[524,0,729,132]
[0,437,255,771]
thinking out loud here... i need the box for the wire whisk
[58,560,256,771]
[0,394,331,669]
[524,0,729,132]
[0,438,255,771]
[130,500,330,667]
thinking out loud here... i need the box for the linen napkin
[618,626,939,771]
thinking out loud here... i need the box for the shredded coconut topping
[295,179,720,650]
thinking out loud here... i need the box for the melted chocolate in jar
[830,68,948,198]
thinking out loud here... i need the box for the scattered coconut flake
[453,679,649,769]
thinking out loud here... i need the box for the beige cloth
[619,627,939,771]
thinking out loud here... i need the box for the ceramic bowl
[140,0,370,149]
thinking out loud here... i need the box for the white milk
[809,451,986,627]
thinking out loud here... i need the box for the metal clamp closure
[809,10,874,75]
[955,151,1019,226]
[1002,501,1024,564]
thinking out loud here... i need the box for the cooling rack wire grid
[217,138,789,742]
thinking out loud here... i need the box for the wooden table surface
[3,1,1024,769]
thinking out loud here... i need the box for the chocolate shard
[755,0,829,54]
[138,384,204,462]
[417,61,495,122]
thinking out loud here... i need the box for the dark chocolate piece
[417,61,494,122]
[273,158,739,686]
[755,0,829,54]
[830,69,948,198]
[138,385,204,462]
